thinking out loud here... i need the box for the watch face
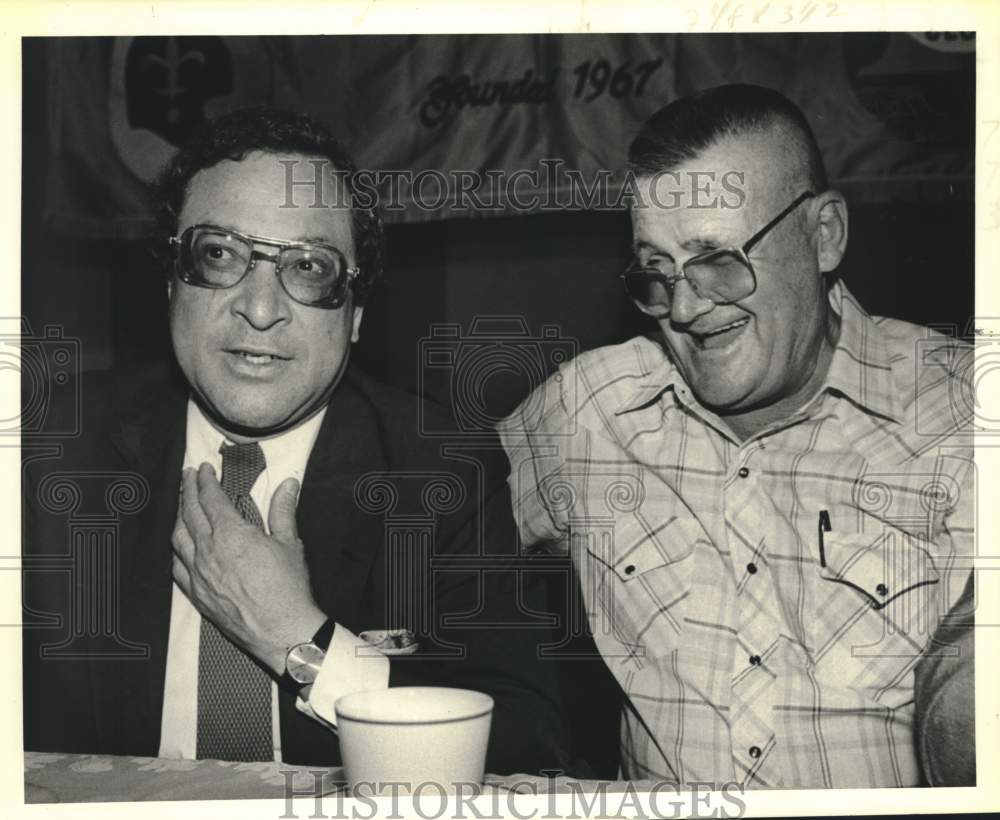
[285,642,325,685]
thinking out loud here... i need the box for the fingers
[171,491,194,594]
[196,462,244,529]
[268,477,301,544]
[171,505,196,566]
[180,465,214,545]
[171,554,192,594]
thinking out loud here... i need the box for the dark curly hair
[150,107,384,305]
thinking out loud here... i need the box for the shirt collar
[612,342,678,415]
[820,280,902,423]
[614,280,902,423]
[185,400,327,481]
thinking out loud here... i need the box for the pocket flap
[592,512,702,582]
[819,528,940,609]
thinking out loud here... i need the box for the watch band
[310,617,337,653]
[280,618,336,694]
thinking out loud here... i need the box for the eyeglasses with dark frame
[621,190,815,318]
[169,224,361,310]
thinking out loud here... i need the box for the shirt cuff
[294,625,390,727]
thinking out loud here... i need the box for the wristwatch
[280,618,336,695]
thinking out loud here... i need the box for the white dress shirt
[158,400,389,760]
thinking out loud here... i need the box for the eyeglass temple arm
[741,190,815,254]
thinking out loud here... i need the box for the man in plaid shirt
[498,84,974,789]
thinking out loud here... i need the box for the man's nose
[668,276,716,325]
[230,258,292,329]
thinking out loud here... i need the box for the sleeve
[914,572,975,786]
[294,625,390,727]
[21,451,99,753]
[496,365,576,554]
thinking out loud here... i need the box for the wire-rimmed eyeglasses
[621,190,815,318]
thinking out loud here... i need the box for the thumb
[268,477,301,544]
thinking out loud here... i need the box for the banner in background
[40,33,975,238]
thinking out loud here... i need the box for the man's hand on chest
[171,462,327,676]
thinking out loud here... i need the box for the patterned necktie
[195,441,273,761]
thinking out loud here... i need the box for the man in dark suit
[22,108,569,773]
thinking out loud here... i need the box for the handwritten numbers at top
[686,0,841,29]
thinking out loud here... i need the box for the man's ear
[351,305,364,343]
[812,190,848,274]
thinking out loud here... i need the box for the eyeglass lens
[184,228,345,306]
[624,250,755,313]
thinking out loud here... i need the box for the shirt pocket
[812,526,943,696]
[575,512,702,655]
[819,528,940,610]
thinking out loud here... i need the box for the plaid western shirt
[498,282,974,789]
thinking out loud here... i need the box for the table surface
[24,751,632,803]
[24,751,346,803]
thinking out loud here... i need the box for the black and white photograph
[9,6,996,817]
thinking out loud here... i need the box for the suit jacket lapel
[101,368,187,754]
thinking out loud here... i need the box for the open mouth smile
[690,317,750,349]
[225,348,292,369]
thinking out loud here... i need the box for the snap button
[738,467,750,478]
[749,654,761,666]
[747,562,758,574]
[749,745,762,759]
[624,564,636,576]
[876,583,888,597]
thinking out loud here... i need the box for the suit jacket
[22,361,571,773]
